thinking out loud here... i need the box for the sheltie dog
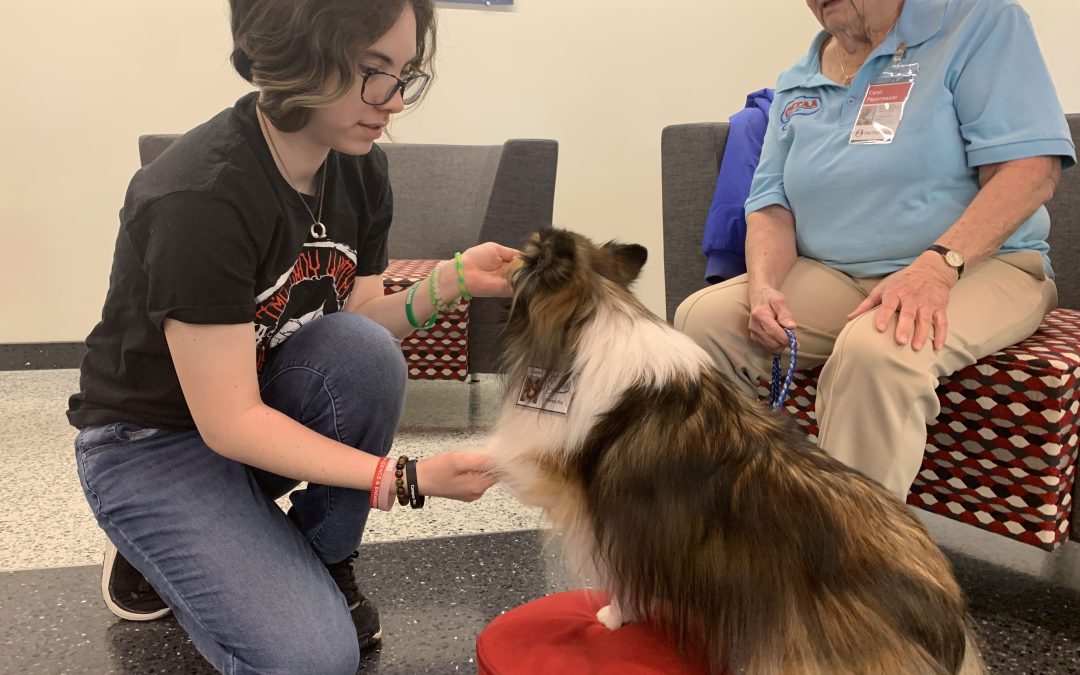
[474,229,986,674]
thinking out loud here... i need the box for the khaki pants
[674,253,1057,498]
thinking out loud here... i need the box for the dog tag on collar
[516,367,575,414]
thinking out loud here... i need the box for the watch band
[926,244,965,278]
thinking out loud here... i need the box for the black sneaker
[326,551,382,650]
[101,541,171,621]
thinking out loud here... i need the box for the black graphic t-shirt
[67,92,392,430]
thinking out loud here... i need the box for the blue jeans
[75,312,407,674]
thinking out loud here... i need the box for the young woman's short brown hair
[230,0,436,132]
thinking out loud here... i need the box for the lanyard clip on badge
[850,41,917,145]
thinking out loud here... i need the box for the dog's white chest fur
[481,307,711,499]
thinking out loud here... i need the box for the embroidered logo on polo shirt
[781,96,822,124]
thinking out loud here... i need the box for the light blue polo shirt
[745,0,1076,278]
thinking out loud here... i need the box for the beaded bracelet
[394,455,410,506]
[428,263,458,314]
[454,252,473,301]
[405,280,437,330]
[405,459,426,509]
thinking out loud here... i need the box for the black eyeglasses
[358,68,431,107]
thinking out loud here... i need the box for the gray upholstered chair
[381,141,557,374]
[660,115,1080,550]
[139,135,558,376]
[661,117,1080,317]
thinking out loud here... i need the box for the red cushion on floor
[476,590,711,674]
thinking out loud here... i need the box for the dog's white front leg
[596,597,629,631]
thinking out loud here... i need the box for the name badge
[516,367,575,414]
[850,45,918,145]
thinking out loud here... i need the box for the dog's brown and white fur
[473,229,986,674]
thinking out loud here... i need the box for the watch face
[944,250,964,267]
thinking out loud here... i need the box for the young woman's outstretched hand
[460,243,520,298]
[415,452,499,503]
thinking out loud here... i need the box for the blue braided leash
[769,328,798,410]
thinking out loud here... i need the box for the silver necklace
[258,110,328,240]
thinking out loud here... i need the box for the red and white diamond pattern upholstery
[757,308,1080,551]
[383,259,469,381]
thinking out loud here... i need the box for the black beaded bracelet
[405,460,425,509]
[394,455,409,507]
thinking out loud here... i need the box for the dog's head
[501,229,648,378]
[508,228,647,301]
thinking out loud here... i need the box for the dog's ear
[599,241,648,287]
[534,230,578,288]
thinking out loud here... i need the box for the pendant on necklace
[310,222,327,240]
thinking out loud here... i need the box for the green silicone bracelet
[454,252,473,301]
[405,280,437,330]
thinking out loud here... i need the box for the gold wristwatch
[927,244,965,278]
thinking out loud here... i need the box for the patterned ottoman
[757,308,1080,551]
[383,259,470,381]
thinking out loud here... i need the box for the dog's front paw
[596,604,624,631]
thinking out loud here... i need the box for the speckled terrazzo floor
[2,369,1080,673]
[0,371,544,572]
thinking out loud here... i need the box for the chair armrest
[138,134,182,167]
[477,139,558,249]
[661,123,729,322]
[468,139,559,374]
[1046,114,1080,310]
[383,143,502,260]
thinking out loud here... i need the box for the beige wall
[1,1,1077,343]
